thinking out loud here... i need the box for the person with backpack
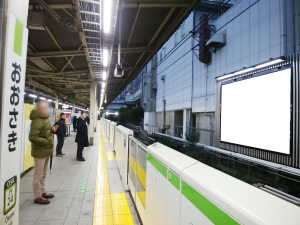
[56,113,67,157]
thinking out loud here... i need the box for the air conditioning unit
[114,64,124,77]
[27,11,46,30]
[206,32,226,49]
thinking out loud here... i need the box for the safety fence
[100,118,300,225]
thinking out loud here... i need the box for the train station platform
[19,123,140,225]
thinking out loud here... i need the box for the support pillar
[89,82,96,145]
[55,96,58,109]
[94,94,98,132]
[183,109,191,140]
[55,96,59,123]
[0,0,29,224]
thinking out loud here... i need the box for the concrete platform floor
[20,123,140,225]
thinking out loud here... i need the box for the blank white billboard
[221,68,291,154]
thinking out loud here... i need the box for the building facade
[120,0,299,146]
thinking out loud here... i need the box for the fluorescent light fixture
[115,112,118,115]
[106,112,109,115]
[102,82,106,88]
[254,58,284,69]
[103,71,107,80]
[233,67,255,76]
[59,102,63,105]
[101,88,105,93]
[29,94,37,98]
[39,97,46,100]
[103,0,112,33]
[103,49,108,67]
[47,99,52,102]
[217,58,285,80]
[216,74,234,80]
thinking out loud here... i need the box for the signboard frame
[0,11,29,224]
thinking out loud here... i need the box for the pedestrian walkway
[20,122,140,225]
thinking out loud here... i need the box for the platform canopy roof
[26,0,199,108]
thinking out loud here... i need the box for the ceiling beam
[149,7,176,46]
[27,68,89,76]
[105,0,200,106]
[26,80,88,107]
[45,26,77,71]
[113,7,176,96]
[26,75,91,83]
[28,50,85,58]
[123,1,190,8]
[127,6,141,47]
[112,47,153,53]
[60,45,83,72]
[28,43,58,72]
[29,4,73,9]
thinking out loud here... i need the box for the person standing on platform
[75,112,89,161]
[56,113,66,157]
[29,100,57,204]
[73,116,78,132]
[85,115,90,125]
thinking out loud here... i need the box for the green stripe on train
[147,153,167,178]
[147,153,240,225]
[14,19,23,56]
[168,169,180,191]
[181,180,240,225]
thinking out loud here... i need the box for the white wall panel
[156,13,193,112]
[269,0,281,58]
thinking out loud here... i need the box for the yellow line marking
[137,161,146,189]
[113,214,135,225]
[111,193,127,199]
[94,126,135,225]
[106,152,115,160]
[137,191,146,209]
[93,215,114,225]
[130,155,136,175]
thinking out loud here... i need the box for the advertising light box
[220,68,291,154]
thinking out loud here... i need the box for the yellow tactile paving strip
[106,152,115,161]
[93,129,135,225]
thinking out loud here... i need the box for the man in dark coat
[56,113,66,157]
[85,115,90,125]
[75,112,88,161]
[29,101,57,204]
[73,116,78,132]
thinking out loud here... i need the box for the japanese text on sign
[8,62,21,152]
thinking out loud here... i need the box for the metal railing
[187,122,214,146]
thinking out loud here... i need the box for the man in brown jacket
[29,101,57,204]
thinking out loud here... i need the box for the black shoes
[76,157,85,161]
